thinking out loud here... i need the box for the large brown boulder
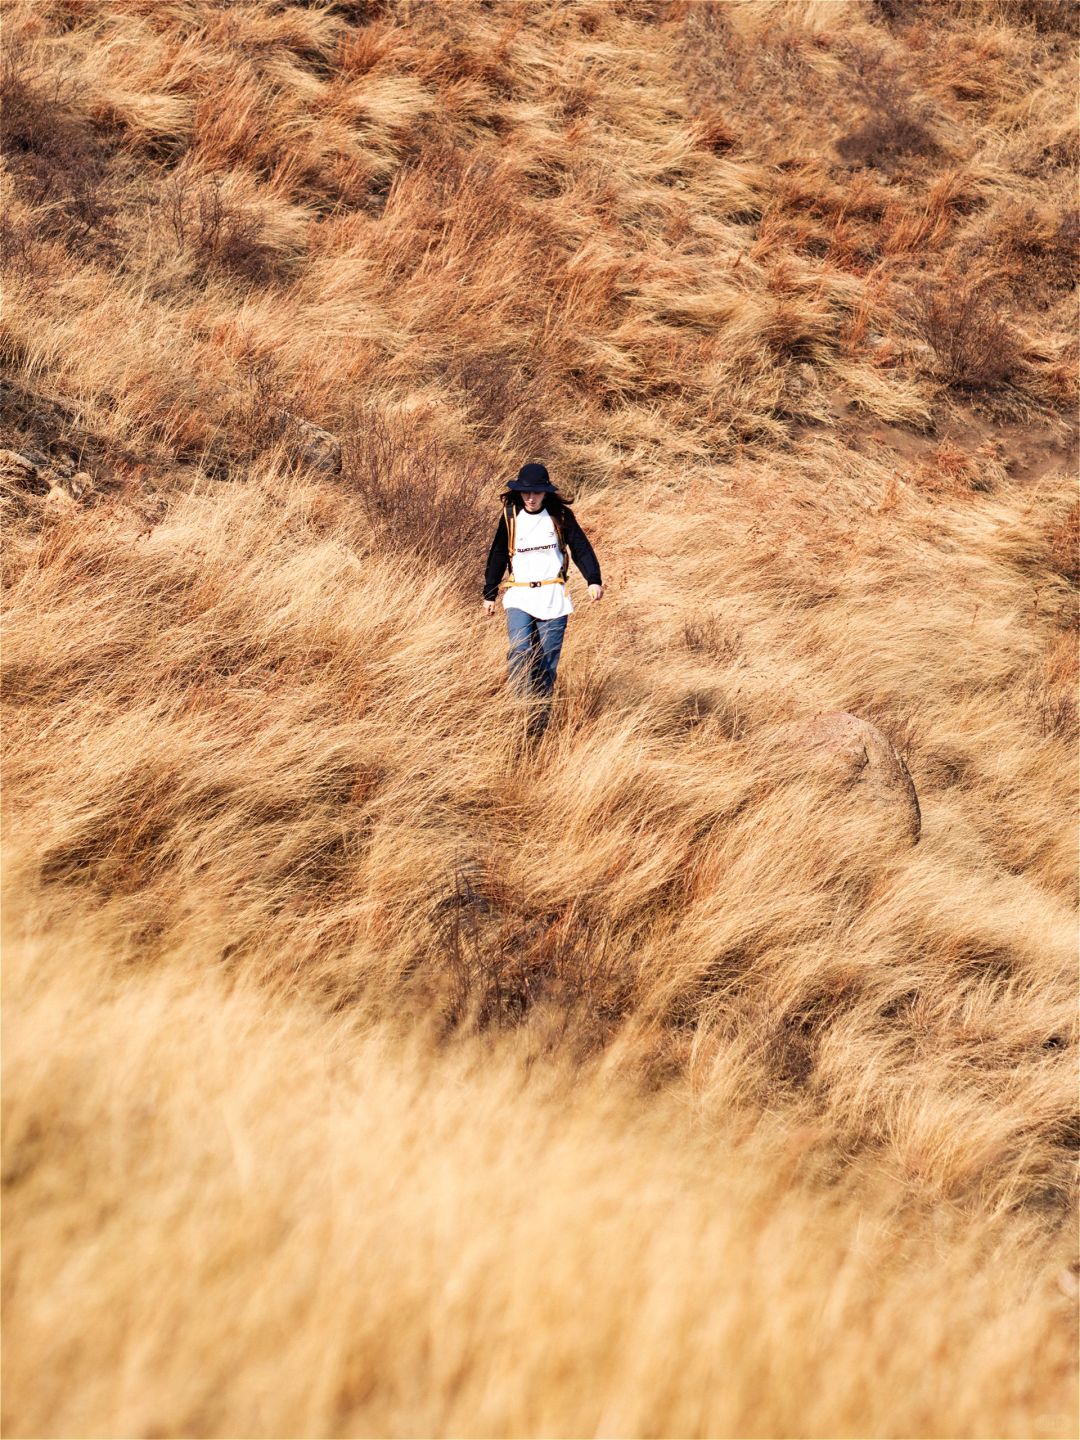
[765,710,921,845]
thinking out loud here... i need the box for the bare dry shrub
[455,346,553,454]
[164,174,284,287]
[908,273,1021,390]
[340,417,490,583]
[836,47,942,170]
[1046,499,1079,586]
[226,362,293,465]
[433,873,627,1047]
[0,46,116,252]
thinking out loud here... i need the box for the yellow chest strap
[500,502,570,588]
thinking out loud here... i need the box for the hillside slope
[2,1,1077,1436]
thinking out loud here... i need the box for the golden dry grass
[1,0,1078,1436]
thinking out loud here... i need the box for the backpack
[502,498,570,590]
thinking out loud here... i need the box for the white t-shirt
[502,507,574,620]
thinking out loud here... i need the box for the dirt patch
[811,390,1077,486]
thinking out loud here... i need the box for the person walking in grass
[483,462,603,736]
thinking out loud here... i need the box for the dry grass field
[2,0,1078,1435]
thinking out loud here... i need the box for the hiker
[483,462,603,735]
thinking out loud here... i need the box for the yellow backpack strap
[504,499,516,582]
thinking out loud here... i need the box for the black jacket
[483,502,602,601]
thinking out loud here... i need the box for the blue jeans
[506,609,568,700]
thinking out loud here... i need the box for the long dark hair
[500,488,575,520]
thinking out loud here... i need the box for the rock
[0,449,51,496]
[0,449,53,517]
[293,419,342,476]
[55,469,91,500]
[766,710,921,845]
[0,448,97,513]
[786,363,817,397]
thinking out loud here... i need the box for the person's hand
[588,584,604,602]
[483,599,497,616]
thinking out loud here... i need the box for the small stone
[293,419,342,476]
[57,470,91,500]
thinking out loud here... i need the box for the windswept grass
[4,917,1076,1440]
[2,0,1077,1436]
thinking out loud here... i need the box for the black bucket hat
[508,462,556,492]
